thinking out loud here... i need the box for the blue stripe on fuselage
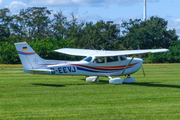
[77,67,117,73]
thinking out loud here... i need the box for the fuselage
[30,56,143,77]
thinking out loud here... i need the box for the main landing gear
[86,75,136,84]
[86,76,100,82]
[123,74,136,84]
[109,76,123,84]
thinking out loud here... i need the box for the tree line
[0,7,179,64]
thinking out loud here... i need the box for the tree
[67,20,120,50]
[18,7,52,40]
[0,8,12,42]
[147,40,180,63]
[51,10,68,40]
[121,16,178,50]
[65,12,84,47]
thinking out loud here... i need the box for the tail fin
[14,42,44,73]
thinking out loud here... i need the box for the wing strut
[137,45,146,77]
[120,56,135,75]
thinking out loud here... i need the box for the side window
[107,56,118,62]
[120,55,127,61]
[93,57,105,63]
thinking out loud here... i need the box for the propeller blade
[141,65,146,77]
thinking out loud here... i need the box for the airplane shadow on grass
[32,80,180,89]
[32,83,66,87]
[79,79,109,84]
[125,82,180,89]
[32,79,109,87]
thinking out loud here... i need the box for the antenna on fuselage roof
[91,45,99,53]
[91,45,96,50]
[100,45,105,51]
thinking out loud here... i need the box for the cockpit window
[107,56,119,62]
[84,57,92,62]
[93,57,105,63]
[120,55,127,61]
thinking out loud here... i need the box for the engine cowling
[123,77,135,83]
[109,78,123,84]
[86,76,100,82]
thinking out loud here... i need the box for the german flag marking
[23,47,27,50]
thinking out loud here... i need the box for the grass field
[1,64,180,119]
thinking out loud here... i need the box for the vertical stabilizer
[14,42,44,73]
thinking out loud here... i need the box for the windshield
[83,57,92,62]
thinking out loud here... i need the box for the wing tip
[151,49,169,53]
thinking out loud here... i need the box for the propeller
[137,45,146,77]
[141,64,146,77]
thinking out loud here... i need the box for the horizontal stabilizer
[30,69,52,72]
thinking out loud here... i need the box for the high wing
[54,48,169,57]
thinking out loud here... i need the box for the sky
[1,0,180,36]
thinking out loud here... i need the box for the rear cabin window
[120,55,127,61]
[93,57,105,63]
[107,56,119,62]
[84,57,92,62]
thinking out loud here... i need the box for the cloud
[168,19,180,36]
[77,13,102,23]
[8,1,27,14]
[0,0,4,8]
[20,0,159,7]
[21,0,105,7]
[79,13,125,24]
[109,0,160,7]
[85,14,103,21]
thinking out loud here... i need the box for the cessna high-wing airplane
[14,42,168,84]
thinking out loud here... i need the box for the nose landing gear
[108,76,123,85]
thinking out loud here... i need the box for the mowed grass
[0,64,180,119]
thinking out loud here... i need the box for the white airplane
[14,42,169,84]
